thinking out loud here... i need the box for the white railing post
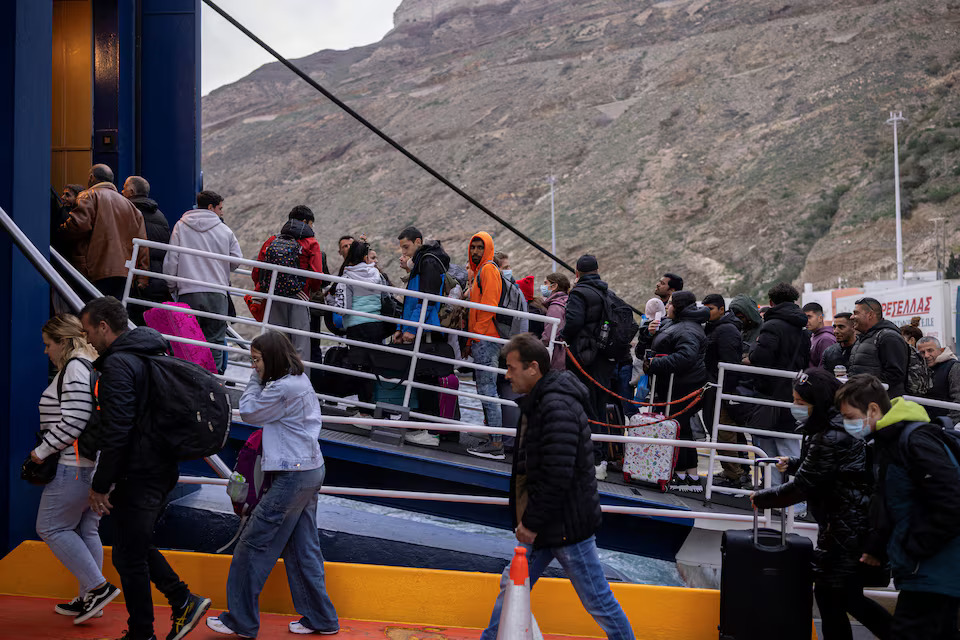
[122,240,141,304]
[546,320,559,358]
[402,295,431,408]
[705,367,726,501]
[664,373,675,418]
[259,269,279,335]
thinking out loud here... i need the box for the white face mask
[540,284,551,297]
[790,404,811,422]
[842,418,870,440]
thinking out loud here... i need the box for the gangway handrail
[129,238,558,328]
[0,206,84,311]
[122,238,562,414]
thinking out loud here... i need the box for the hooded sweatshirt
[398,239,450,334]
[336,261,383,328]
[871,398,960,596]
[729,294,763,347]
[163,209,243,296]
[251,218,328,295]
[809,325,838,370]
[749,301,810,400]
[927,348,960,423]
[467,232,502,339]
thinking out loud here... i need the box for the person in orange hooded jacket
[466,232,505,460]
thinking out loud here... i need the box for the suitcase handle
[752,457,786,548]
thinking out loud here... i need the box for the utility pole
[886,111,907,288]
[933,217,946,279]
[547,175,557,272]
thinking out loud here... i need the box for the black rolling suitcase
[719,458,814,640]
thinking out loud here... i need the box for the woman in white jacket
[34,314,120,622]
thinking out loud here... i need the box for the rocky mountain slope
[202,0,960,303]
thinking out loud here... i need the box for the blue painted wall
[0,0,201,552]
[140,0,202,222]
[0,0,55,553]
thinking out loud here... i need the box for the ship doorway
[51,0,94,190]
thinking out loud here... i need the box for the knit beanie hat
[576,254,599,273]
[516,275,535,302]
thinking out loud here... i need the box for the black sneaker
[74,582,121,624]
[167,593,212,640]
[55,597,86,616]
[466,440,505,460]
[684,475,704,493]
[669,473,686,491]
[117,632,157,640]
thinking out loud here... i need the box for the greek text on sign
[881,297,932,318]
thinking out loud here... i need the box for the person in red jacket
[251,206,329,357]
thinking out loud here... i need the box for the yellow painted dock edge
[0,541,810,639]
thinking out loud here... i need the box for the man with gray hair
[122,175,171,323]
[916,336,960,424]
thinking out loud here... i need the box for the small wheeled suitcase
[719,458,814,640]
[622,412,680,491]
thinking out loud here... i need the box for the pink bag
[143,302,218,373]
[437,373,459,419]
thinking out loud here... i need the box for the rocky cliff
[201,0,960,303]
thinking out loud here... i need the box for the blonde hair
[42,314,98,370]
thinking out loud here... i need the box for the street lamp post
[547,175,557,273]
[886,111,907,288]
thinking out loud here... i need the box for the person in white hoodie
[163,190,243,372]
[335,240,385,408]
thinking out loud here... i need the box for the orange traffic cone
[497,547,544,640]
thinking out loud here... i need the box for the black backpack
[259,234,306,297]
[140,354,232,460]
[600,290,640,360]
[57,358,104,461]
[877,329,932,395]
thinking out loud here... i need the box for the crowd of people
[32,163,960,639]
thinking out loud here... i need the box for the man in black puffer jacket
[645,291,709,491]
[479,334,633,640]
[745,282,810,483]
[80,297,211,640]
[848,297,909,398]
[122,175,171,325]
[562,255,616,472]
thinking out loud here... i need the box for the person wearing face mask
[540,273,570,371]
[752,369,890,640]
[837,374,960,640]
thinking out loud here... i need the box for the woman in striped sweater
[32,314,120,622]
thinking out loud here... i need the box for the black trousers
[110,468,190,640]
[892,590,959,640]
[815,580,892,640]
[567,356,614,464]
[94,276,129,300]
[673,395,702,472]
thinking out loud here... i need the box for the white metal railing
[122,238,559,416]
[707,362,805,501]
[177,428,807,532]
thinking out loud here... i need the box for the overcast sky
[201,0,402,95]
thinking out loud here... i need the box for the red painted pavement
[0,595,592,639]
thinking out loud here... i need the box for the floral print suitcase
[622,412,680,492]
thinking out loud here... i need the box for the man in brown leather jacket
[62,164,149,299]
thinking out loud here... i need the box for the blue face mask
[502,269,514,281]
[540,284,551,297]
[790,404,810,422]
[843,418,870,440]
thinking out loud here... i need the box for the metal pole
[887,111,906,288]
[548,175,557,272]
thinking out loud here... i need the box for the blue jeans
[615,362,639,418]
[36,464,104,596]
[480,536,634,640]
[220,466,338,636]
[473,339,502,442]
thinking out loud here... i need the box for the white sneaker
[595,461,608,481]
[404,429,440,447]
[206,616,253,638]
[289,619,339,634]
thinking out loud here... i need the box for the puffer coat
[647,304,710,396]
[753,409,872,586]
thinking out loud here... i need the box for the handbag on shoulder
[20,433,59,485]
